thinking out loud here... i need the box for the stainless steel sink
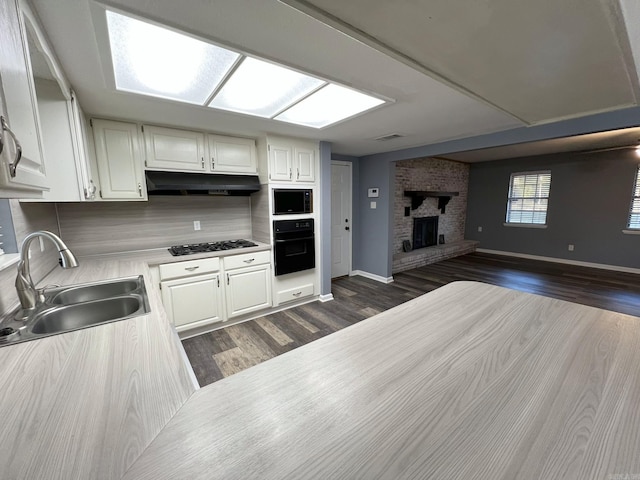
[30,296,144,334]
[48,279,140,305]
[0,276,150,347]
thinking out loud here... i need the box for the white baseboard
[350,270,395,284]
[476,248,640,275]
[319,293,334,302]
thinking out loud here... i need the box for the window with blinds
[505,171,552,225]
[0,200,18,255]
[628,166,640,229]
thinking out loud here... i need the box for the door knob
[345,226,350,231]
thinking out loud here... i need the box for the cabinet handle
[84,179,97,199]
[1,116,23,178]
[289,168,292,179]
[211,157,215,170]
[138,183,143,197]
[184,266,200,271]
[217,276,220,287]
[201,157,205,169]
[227,273,230,285]
[293,291,302,297]
[297,168,300,179]
[243,258,255,263]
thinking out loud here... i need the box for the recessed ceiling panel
[275,84,385,128]
[282,0,640,124]
[209,57,325,117]
[106,10,240,104]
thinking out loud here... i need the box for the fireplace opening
[413,216,438,249]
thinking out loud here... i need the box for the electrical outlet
[193,220,201,231]
[478,226,483,232]
[568,244,574,251]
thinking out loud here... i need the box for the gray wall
[465,150,640,268]
[348,105,640,278]
[319,141,332,296]
[356,157,395,278]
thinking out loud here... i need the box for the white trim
[503,223,548,229]
[351,270,394,284]
[622,229,640,235]
[319,293,334,302]
[476,248,640,275]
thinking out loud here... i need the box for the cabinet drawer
[276,283,314,305]
[159,257,220,281]
[223,250,270,270]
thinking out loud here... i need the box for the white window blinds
[506,171,552,225]
[628,166,640,229]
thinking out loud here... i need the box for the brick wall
[394,158,469,254]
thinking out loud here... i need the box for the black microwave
[273,189,313,215]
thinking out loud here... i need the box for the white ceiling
[29,0,640,158]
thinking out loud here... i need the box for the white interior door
[331,161,352,278]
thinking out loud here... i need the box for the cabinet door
[294,146,315,183]
[144,125,205,172]
[208,134,256,174]
[161,273,224,330]
[0,0,47,193]
[268,143,292,181]
[92,119,146,200]
[225,264,272,318]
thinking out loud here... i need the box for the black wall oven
[273,219,315,276]
[273,189,312,215]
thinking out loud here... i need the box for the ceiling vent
[374,133,404,141]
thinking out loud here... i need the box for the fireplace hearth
[413,216,438,250]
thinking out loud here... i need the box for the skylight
[275,84,386,128]
[106,11,240,104]
[105,10,388,127]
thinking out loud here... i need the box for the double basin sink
[0,276,150,346]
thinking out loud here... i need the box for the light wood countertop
[123,281,640,480]
[0,243,271,480]
[3,258,640,479]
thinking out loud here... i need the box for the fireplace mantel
[404,191,459,213]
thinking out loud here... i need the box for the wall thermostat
[368,188,379,198]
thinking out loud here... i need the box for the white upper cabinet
[0,0,48,197]
[92,119,146,200]
[208,134,256,174]
[268,142,292,181]
[143,125,205,172]
[142,124,256,175]
[267,137,318,184]
[294,145,315,183]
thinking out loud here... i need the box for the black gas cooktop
[168,239,258,256]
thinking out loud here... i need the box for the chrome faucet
[15,231,78,319]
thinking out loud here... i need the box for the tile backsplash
[56,196,252,256]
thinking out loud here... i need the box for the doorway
[331,161,352,278]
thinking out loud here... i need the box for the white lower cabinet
[161,273,224,331]
[225,263,272,319]
[159,251,272,331]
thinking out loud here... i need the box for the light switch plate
[193,220,201,231]
[370,201,377,209]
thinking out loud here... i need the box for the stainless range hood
[145,171,261,196]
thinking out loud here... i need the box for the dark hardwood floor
[182,252,640,387]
